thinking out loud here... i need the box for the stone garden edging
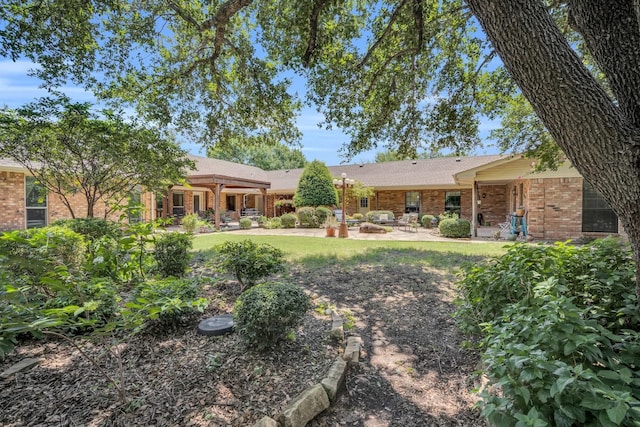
[251,311,362,427]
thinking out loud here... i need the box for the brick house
[0,154,623,241]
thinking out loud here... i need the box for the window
[25,176,47,228]
[405,192,420,213]
[172,192,185,217]
[582,180,618,233]
[172,192,184,207]
[360,197,369,208]
[155,193,164,210]
[226,195,236,211]
[445,191,461,215]
[128,189,142,224]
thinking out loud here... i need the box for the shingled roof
[265,155,507,192]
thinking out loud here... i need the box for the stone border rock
[251,310,361,427]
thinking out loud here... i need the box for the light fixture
[334,173,354,238]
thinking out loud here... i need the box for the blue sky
[0,59,501,166]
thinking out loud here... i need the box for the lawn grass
[192,233,509,270]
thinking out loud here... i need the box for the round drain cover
[197,314,234,336]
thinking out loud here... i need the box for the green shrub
[127,278,209,328]
[478,280,640,427]
[421,215,435,228]
[438,218,470,238]
[280,213,297,228]
[257,215,267,226]
[234,282,310,350]
[0,227,87,288]
[456,239,640,426]
[296,207,317,228]
[352,213,364,220]
[52,218,122,241]
[263,217,282,229]
[153,232,193,278]
[213,240,286,289]
[315,206,332,226]
[239,218,252,229]
[455,239,638,336]
[180,213,202,233]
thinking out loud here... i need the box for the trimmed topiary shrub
[153,232,193,278]
[315,206,332,226]
[292,160,338,207]
[296,206,318,228]
[239,218,252,229]
[234,281,311,350]
[213,240,285,290]
[421,215,436,228]
[279,213,297,228]
[438,218,470,238]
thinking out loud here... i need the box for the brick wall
[0,171,25,231]
[477,185,508,226]
[528,177,584,240]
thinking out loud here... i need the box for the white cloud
[0,60,41,75]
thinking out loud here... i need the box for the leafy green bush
[239,218,252,229]
[0,227,87,289]
[456,239,638,336]
[280,213,297,228]
[315,206,332,226]
[213,240,285,289]
[52,218,122,241]
[478,279,640,427]
[127,278,208,328]
[180,213,202,233]
[421,214,435,228]
[352,213,364,220]
[153,232,193,278]
[438,218,470,238]
[296,207,318,228]
[257,215,267,226]
[234,282,310,350]
[263,217,282,229]
[456,239,640,426]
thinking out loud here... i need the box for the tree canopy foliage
[207,141,307,171]
[0,96,194,218]
[293,160,337,207]
[1,0,640,291]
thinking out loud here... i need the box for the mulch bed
[0,250,486,426]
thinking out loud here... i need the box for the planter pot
[506,233,518,241]
[516,208,525,216]
[326,227,336,237]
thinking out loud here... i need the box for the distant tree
[347,180,374,205]
[207,141,307,171]
[293,160,337,207]
[0,96,194,218]
[374,148,466,163]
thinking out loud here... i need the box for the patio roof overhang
[187,174,271,190]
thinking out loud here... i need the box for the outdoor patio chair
[498,215,511,237]
[333,209,344,222]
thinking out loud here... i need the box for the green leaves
[212,239,285,290]
[459,239,640,426]
[293,160,338,208]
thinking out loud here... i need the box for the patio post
[333,173,354,238]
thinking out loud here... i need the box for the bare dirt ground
[0,248,486,426]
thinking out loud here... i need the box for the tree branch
[358,0,410,69]
[303,0,333,67]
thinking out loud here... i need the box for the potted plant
[322,216,339,237]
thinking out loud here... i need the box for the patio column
[471,180,478,237]
[261,189,267,218]
[214,184,224,230]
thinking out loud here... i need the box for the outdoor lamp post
[333,173,355,238]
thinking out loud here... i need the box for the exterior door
[193,194,201,214]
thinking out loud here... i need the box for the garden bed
[0,249,486,426]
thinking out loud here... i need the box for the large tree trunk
[465,0,640,298]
